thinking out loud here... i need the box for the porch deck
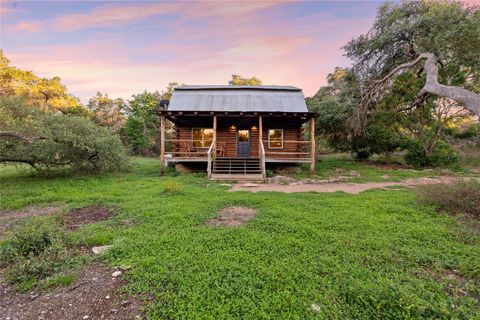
[165,156,311,164]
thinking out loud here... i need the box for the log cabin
[158,85,316,180]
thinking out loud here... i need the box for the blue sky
[1,1,384,101]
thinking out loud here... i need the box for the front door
[237,129,250,157]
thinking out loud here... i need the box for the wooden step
[210,173,264,181]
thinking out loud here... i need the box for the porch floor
[165,156,310,164]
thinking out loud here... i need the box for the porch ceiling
[160,111,316,127]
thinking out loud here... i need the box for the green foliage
[405,140,459,168]
[2,157,479,318]
[345,1,480,83]
[162,180,183,195]
[446,123,480,139]
[124,116,150,153]
[0,50,89,115]
[0,220,71,289]
[87,92,126,132]
[124,91,161,154]
[229,74,262,86]
[306,68,357,152]
[124,85,179,155]
[0,220,65,265]
[323,1,480,164]
[416,179,480,219]
[0,96,129,173]
[351,111,405,160]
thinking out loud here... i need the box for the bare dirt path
[231,176,463,194]
[0,263,145,320]
[0,206,61,239]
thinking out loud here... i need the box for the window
[238,130,249,142]
[268,129,283,149]
[192,128,213,147]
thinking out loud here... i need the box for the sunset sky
[1,1,383,102]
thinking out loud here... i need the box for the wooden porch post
[258,115,263,156]
[160,115,165,175]
[213,115,217,144]
[310,116,316,176]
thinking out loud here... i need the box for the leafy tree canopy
[124,83,180,155]
[344,0,480,123]
[0,96,129,172]
[87,92,126,132]
[229,74,262,86]
[0,50,89,116]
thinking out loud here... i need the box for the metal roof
[168,85,308,113]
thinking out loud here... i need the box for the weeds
[416,179,480,219]
[0,219,86,291]
[163,180,184,195]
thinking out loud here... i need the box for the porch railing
[165,138,312,162]
[262,140,311,160]
[165,139,210,157]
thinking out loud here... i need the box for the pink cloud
[11,21,40,32]
[12,1,287,33]
[0,2,17,15]
[53,2,178,32]
[5,1,374,100]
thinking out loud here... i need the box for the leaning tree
[344,0,480,132]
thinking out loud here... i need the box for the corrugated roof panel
[175,85,301,91]
[168,86,308,112]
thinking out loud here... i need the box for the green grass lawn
[297,154,476,182]
[1,157,479,319]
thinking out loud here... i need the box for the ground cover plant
[1,157,479,319]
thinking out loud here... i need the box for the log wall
[172,125,306,159]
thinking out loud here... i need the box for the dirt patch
[413,267,476,300]
[231,177,462,194]
[65,205,114,230]
[0,206,60,238]
[0,263,145,320]
[206,207,257,227]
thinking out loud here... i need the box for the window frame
[268,129,284,149]
[192,128,213,148]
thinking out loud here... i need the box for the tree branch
[374,53,480,116]
[420,53,480,116]
[0,157,37,168]
[0,131,46,144]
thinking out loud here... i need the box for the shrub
[416,179,480,219]
[405,141,458,167]
[0,96,130,173]
[163,181,183,195]
[0,220,72,289]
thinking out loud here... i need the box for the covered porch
[158,111,316,178]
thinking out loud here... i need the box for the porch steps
[210,173,264,181]
[211,158,264,181]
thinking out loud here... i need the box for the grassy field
[1,157,479,319]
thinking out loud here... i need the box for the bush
[0,220,72,289]
[446,123,480,139]
[163,181,183,195]
[405,141,458,167]
[416,179,480,219]
[0,96,130,173]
